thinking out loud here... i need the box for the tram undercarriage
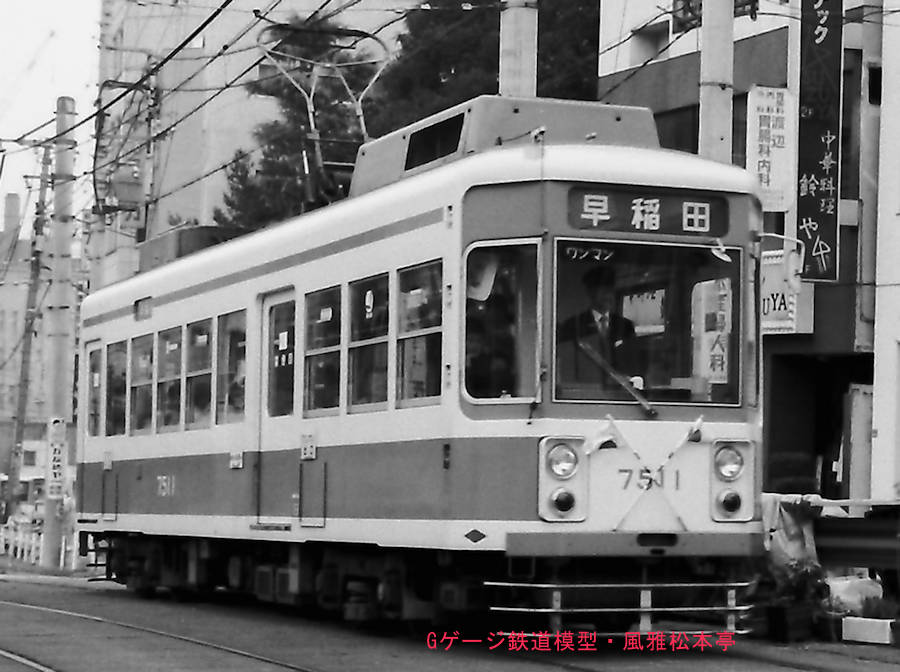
[92,532,756,633]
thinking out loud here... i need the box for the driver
[557,265,640,386]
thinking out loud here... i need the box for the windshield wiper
[576,338,658,418]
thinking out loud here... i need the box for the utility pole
[698,1,734,163]
[3,146,51,524]
[499,0,538,97]
[40,97,76,567]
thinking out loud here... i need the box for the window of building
[216,311,246,424]
[23,450,36,467]
[129,335,153,434]
[88,349,103,436]
[157,327,182,430]
[304,287,341,412]
[349,274,389,407]
[268,301,295,416]
[397,261,443,403]
[186,319,212,429]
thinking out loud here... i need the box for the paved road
[1,574,898,672]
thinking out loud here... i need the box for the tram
[77,95,763,632]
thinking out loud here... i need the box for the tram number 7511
[618,467,680,490]
[156,474,176,497]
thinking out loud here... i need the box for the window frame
[266,297,297,418]
[396,260,444,408]
[156,325,184,432]
[216,309,247,425]
[86,345,105,437]
[185,318,213,430]
[106,340,128,437]
[461,238,543,406]
[303,286,342,417]
[551,236,744,408]
[347,273,391,413]
[129,333,155,435]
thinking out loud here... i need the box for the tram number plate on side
[618,467,680,490]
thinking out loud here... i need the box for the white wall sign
[746,86,797,212]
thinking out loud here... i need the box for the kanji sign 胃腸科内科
[746,86,796,212]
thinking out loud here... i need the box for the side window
[216,311,246,424]
[88,349,103,436]
[157,327,182,430]
[106,342,127,436]
[130,335,153,434]
[464,243,539,399]
[349,274,389,407]
[398,261,442,403]
[186,319,212,428]
[304,287,340,412]
[268,301,295,416]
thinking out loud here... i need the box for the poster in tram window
[691,279,732,386]
[797,0,843,282]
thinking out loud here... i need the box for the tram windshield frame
[553,238,743,407]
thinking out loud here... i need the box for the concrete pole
[871,0,900,501]
[499,0,538,97]
[40,97,76,567]
[698,0,734,163]
[2,148,51,525]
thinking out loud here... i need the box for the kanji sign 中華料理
[796,0,842,281]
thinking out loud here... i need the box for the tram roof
[350,95,661,197]
[82,142,758,322]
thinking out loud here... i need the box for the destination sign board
[567,186,729,237]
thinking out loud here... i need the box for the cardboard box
[842,617,895,644]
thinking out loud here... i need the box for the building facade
[596,0,882,498]
[91,0,283,287]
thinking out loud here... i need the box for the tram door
[257,290,300,522]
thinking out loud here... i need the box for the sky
[0,0,415,235]
[0,0,102,232]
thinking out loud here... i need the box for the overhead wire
[0,283,52,374]
[128,1,496,204]
[88,0,365,185]
[14,0,237,146]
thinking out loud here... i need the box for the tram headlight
[714,445,744,482]
[546,443,579,479]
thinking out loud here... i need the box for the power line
[15,0,236,146]
[0,283,51,374]
[599,29,693,102]
[100,0,286,150]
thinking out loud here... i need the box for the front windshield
[555,240,741,405]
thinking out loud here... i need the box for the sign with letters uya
[746,86,797,212]
[760,250,814,334]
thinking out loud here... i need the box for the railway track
[0,647,60,672]
[0,599,322,672]
[0,592,880,672]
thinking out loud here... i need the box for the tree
[213,16,373,233]
[215,2,602,232]
[365,0,600,137]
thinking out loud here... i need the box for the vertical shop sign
[797,0,843,281]
[746,86,796,212]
